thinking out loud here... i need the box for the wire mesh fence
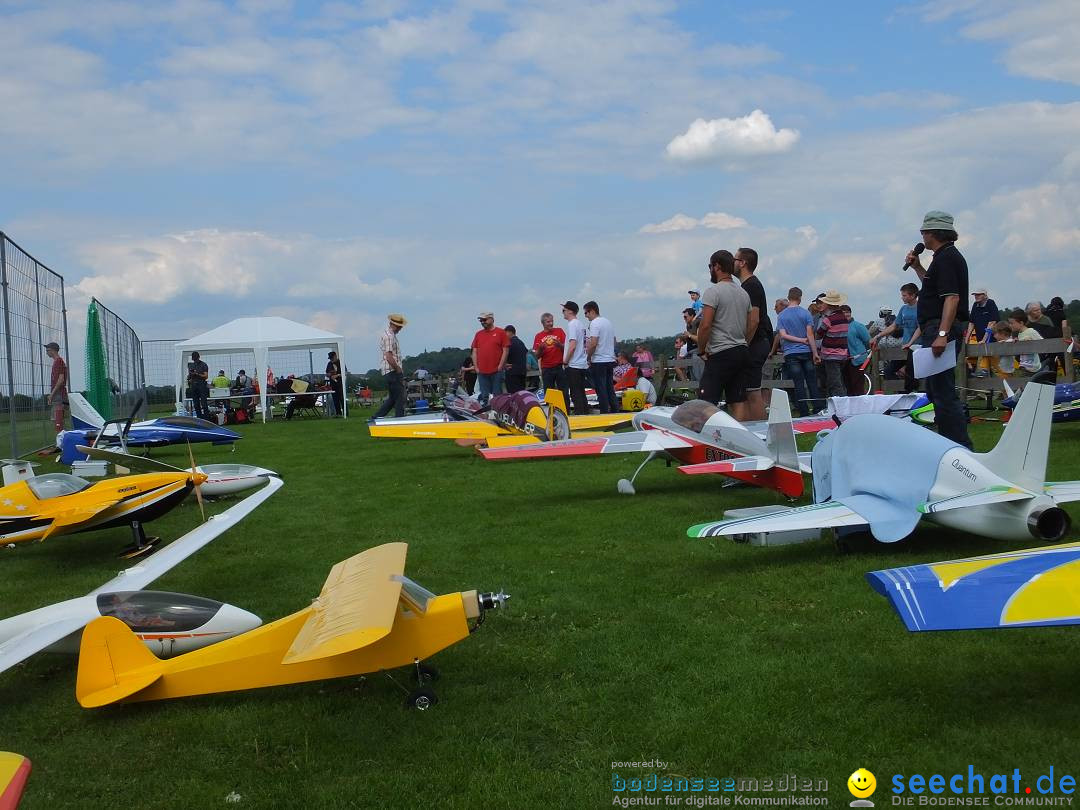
[0,232,69,457]
[90,297,147,423]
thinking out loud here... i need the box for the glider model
[480,388,834,498]
[0,753,30,810]
[59,393,239,456]
[868,541,1080,631]
[0,476,280,675]
[0,463,208,555]
[689,382,1080,544]
[1002,379,1080,423]
[368,390,631,445]
[76,542,508,710]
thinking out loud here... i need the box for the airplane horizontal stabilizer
[567,413,634,431]
[688,500,869,538]
[917,486,1033,515]
[283,543,408,665]
[868,541,1080,631]
[678,457,773,475]
[1045,481,1080,504]
[0,752,31,810]
[76,616,163,707]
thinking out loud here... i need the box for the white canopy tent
[175,317,347,422]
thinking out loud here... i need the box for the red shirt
[532,327,566,368]
[471,327,510,374]
[51,355,68,399]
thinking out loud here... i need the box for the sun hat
[920,210,954,232]
[819,290,847,307]
[388,313,407,327]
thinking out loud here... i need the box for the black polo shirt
[917,243,969,326]
[739,274,773,343]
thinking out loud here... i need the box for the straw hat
[819,290,847,307]
[388,313,407,327]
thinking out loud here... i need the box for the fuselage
[633,405,772,465]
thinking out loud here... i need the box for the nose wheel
[119,521,160,558]
[391,660,442,710]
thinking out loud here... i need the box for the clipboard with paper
[912,340,957,378]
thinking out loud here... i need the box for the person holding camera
[187,350,210,420]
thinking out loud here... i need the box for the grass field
[3,407,1080,809]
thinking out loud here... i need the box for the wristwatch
[937,330,947,337]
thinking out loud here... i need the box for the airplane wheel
[407,687,439,710]
[118,537,161,559]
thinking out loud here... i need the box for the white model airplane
[689,382,1080,544]
[480,389,833,498]
[0,475,282,675]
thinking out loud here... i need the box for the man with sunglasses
[471,311,510,406]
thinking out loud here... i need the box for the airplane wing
[0,752,31,810]
[868,541,1080,631]
[0,477,282,676]
[283,542,408,664]
[918,486,1034,514]
[688,500,870,538]
[678,457,774,475]
[39,500,123,539]
[368,420,503,440]
[1045,481,1080,504]
[744,415,836,439]
[567,413,634,431]
[479,430,694,460]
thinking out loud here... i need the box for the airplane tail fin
[765,388,801,474]
[977,381,1053,493]
[543,388,568,416]
[76,616,163,708]
[68,392,105,431]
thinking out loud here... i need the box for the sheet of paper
[912,340,957,378]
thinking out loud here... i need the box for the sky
[2,0,1078,382]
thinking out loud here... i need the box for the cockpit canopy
[96,591,223,632]
[27,473,92,499]
[670,400,721,434]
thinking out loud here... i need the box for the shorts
[740,335,771,392]
[699,345,749,405]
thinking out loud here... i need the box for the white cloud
[811,253,890,295]
[701,212,750,230]
[665,110,800,163]
[640,212,749,233]
[640,214,699,234]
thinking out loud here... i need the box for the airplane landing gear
[119,521,160,558]
[617,450,658,495]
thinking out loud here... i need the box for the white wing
[688,500,870,538]
[1045,481,1080,505]
[919,486,1034,514]
[0,476,281,675]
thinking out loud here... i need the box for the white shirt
[587,316,616,363]
[564,318,588,369]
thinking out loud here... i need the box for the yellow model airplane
[368,389,631,447]
[76,542,509,710]
[0,465,206,556]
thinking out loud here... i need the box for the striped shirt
[817,310,851,360]
[378,327,401,375]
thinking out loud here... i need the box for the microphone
[903,242,925,271]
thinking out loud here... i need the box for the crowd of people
[370,210,1074,451]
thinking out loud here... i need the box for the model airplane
[59,393,239,459]
[868,541,1080,631]
[0,476,280,675]
[76,542,508,710]
[0,753,30,810]
[689,382,1080,544]
[1002,379,1080,423]
[0,462,208,555]
[480,389,834,498]
[369,390,631,445]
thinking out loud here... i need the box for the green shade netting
[85,300,111,420]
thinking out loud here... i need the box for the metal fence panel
[0,232,68,457]
[91,297,147,423]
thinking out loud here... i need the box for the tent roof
[176,317,343,352]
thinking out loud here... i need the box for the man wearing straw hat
[904,210,972,449]
[373,313,408,419]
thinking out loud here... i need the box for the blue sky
[2,0,1078,381]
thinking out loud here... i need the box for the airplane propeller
[186,440,206,522]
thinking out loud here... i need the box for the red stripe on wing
[480,438,609,460]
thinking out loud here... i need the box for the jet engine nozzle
[1028,506,1071,542]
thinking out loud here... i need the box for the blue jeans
[477,371,505,405]
[920,322,972,449]
[374,371,405,418]
[783,353,822,416]
[590,362,617,413]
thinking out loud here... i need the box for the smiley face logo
[848,768,876,799]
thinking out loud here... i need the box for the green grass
[3,410,1080,808]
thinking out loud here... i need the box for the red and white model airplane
[479,389,833,498]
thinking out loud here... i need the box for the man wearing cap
[688,289,703,316]
[905,210,972,449]
[561,301,590,415]
[45,341,67,433]
[471,312,510,406]
[964,288,1000,377]
[373,314,407,419]
[697,250,753,416]
[325,351,343,416]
